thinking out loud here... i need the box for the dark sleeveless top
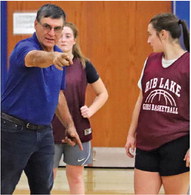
[52,58,99,143]
[136,52,189,151]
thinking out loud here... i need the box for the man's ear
[34,19,38,29]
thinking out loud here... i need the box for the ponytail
[179,20,190,52]
[150,13,190,52]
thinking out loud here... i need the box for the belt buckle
[26,123,31,129]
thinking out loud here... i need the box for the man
[1,4,82,194]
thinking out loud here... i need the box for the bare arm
[184,149,190,167]
[56,91,83,150]
[125,90,143,158]
[25,50,73,70]
[80,78,109,118]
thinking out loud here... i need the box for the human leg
[64,141,92,194]
[162,172,189,194]
[53,144,64,179]
[159,136,190,194]
[134,168,162,194]
[1,119,36,194]
[134,148,162,194]
[66,165,84,194]
[24,128,54,194]
[53,168,58,179]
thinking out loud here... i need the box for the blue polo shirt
[2,33,66,125]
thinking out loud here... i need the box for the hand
[125,134,136,158]
[53,52,73,70]
[61,126,83,151]
[184,149,190,167]
[80,105,93,118]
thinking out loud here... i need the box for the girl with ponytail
[125,13,189,194]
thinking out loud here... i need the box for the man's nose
[48,28,56,36]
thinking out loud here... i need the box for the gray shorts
[53,141,92,167]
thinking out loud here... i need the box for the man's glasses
[38,21,63,34]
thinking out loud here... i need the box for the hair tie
[178,19,182,25]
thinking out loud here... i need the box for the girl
[125,13,190,194]
[52,22,108,194]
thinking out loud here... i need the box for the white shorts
[53,141,92,167]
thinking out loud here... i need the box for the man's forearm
[25,50,72,68]
[25,50,56,68]
[56,92,83,150]
[56,91,74,128]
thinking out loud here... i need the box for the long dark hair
[150,13,189,52]
[64,22,88,67]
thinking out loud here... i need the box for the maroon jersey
[136,52,189,151]
[52,58,99,143]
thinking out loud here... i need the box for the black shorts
[135,135,190,176]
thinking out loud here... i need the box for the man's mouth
[45,37,54,42]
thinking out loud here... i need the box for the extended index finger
[61,54,73,65]
[76,137,83,151]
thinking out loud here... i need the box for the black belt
[1,112,50,130]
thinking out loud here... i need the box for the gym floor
[14,147,165,194]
